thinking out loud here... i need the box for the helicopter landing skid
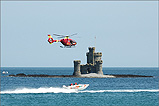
[60,46,75,48]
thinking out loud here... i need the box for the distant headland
[8,47,153,78]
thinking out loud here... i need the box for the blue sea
[1,67,159,106]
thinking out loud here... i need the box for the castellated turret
[73,60,81,76]
[73,47,103,75]
[95,60,103,74]
[86,47,95,65]
[94,52,102,64]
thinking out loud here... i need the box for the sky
[1,1,158,67]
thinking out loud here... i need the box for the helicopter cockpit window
[70,40,73,44]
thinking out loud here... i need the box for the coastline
[8,73,153,78]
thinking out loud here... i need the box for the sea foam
[1,87,158,94]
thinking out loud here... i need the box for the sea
[1,67,159,106]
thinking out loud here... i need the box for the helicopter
[47,33,77,48]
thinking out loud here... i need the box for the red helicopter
[48,33,77,48]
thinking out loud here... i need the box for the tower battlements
[73,47,103,75]
[94,52,102,56]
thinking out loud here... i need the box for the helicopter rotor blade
[57,36,65,38]
[53,33,77,39]
[53,34,65,37]
[70,33,77,37]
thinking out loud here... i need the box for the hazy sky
[1,1,158,67]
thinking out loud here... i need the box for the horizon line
[1,66,158,68]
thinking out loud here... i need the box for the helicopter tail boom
[48,35,60,44]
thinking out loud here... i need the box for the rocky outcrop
[8,73,153,78]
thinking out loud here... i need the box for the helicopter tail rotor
[48,35,60,44]
[48,35,54,44]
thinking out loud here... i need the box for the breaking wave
[1,87,158,94]
[1,87,77,94]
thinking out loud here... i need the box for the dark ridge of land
[110,74,153,78]
[8,73,153,78]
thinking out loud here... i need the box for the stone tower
[95,60,103,74]
[86,47,95,65]
[73,47,103,75]
[73,60,81,76]
[94,52,102,63]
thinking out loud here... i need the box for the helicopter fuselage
[60,38,77,46]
